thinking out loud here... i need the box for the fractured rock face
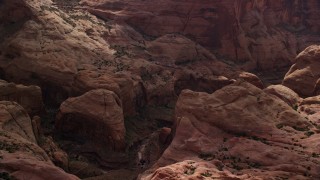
[283,45,320,97]
[56,89,126,151]
[140,81,320,179]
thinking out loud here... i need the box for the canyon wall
[82,0,320,70]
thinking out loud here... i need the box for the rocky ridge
[140,81,320,179]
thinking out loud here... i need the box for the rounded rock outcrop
[56,89,126,151]
[283,45,320,97]
[264,84,301,107]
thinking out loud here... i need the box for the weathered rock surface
[82,0,320,70]
[264,84,301,107]
[141,160,261,180]
[0,101,79,180]
[1,0,319,179]
[39,136,70,170]
[0,0,138,112]
[56,89,126,151]
[0,0,272,115]
[72,69,137,115]
[140,81,320,179]
[238,71,264,89]
[283,45,320,97]
[0,101,37,143]
[0,80,44,116]
[298,95,320,127]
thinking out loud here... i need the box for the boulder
[238,72,264,89]
[56,89,126,151]
[283,45,320,97]
[264,84,301,107]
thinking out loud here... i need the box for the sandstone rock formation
[0,101,38,143]
[0,0,238,116]
[0,0,135,109]
[140,81,320,179]
[264,84,300,107]
[283,45,320,97]
[39,136,70,170]
[56,89,126,151]
[141,160,259,180]
[0,80,44,116]
[82,0,320,70]
[238,71,264,89]
[0,0,319,179]
[0,101,79,180]
[298,95,320,126]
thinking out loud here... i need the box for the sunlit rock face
[82,0,320,70]
[0,0,266,117]
[139,81,320,179]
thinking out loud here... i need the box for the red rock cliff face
[82,0,320,70]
